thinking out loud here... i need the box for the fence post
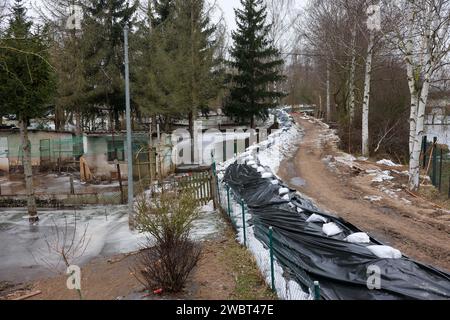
[314,281,321,300]
[422,136,428,169]
[269,227,275,292]
[226,185,231,217]
[211,155,221,207]
[432,137,438,186]
[241,199,247,247]
[448,175,450,199]
[439,148,443,192]
[70,176,75,195]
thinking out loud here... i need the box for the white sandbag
[279,187,290,195]
[367,246,402,259]
[270,180,279,185]
[282,194,290,201]
[297,207,304,213]
[252,165,258,169]
[247,160,256,166]
[306,214,328,224]
[262,172,273,179]
[322,222,343,237]
[257,167,266,173]
[345,233,370,244]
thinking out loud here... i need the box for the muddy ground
[278,115,450,272]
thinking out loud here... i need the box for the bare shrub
[133,191,202,293]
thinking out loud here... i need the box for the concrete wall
[83,135,128,179]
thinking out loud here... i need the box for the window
[107,140,125,162]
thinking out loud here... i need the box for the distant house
[0,128,75,174]
[82,132,173,180]
[424,98,450,147]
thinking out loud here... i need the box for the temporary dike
[223,162,450,300]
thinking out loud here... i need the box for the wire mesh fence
[421,136,450,197]
[215,167,314,301]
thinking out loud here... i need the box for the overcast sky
[4,0,307,35]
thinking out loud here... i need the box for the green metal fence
[212,157,314,301]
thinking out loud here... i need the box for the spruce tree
[82,0,138,131]
[132,0,178,130]
[134,0,223,137]
[226,0,285,128]
[0,0,55,222]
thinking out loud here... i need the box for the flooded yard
[0,202,223,284]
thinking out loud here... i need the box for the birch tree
[362,3,382,157]
[393,0,450,190]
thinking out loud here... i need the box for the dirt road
[278,116,450,272]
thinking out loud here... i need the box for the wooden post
[70,176,75,195]
[116,162,125,204]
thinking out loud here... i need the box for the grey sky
[214,0,307,33]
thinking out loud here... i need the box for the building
[82,132,174,181]
[0,128,75,174]
[424,98,450,147]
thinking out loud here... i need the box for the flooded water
[0,174,121,195]
[0,203,222,284]
[290,177,306,188]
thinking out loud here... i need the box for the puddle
[290,177,306,187]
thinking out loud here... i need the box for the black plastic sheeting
[224,163,450,300]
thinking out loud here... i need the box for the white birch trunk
[326,61,331,122]
[409,72,431,191]
[362,31,375,157]
[348,24,357,124]
[20,118,38,223]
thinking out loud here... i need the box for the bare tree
[32,213,91,299]
[390,0,450,190]
[264,0,300,55]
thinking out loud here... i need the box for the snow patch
[377,159,401,167]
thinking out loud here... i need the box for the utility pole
[124,26,134,227]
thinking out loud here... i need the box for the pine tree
[82,0,138,131]
[0,0,55,222]
[226,0,285,128]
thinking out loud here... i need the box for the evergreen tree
[150,0,175,27]
[0,0,55,222]
[82,0,138,131]
[132,0,178,130]
[134,0,223,136]
[226,0,285,128]
[170,0,223,136]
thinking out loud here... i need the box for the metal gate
[39,139,51,165]
[0,137,9,173]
